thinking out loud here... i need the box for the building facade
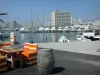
[52,10,72,27]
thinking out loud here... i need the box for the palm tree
[0,13,8,32]
[0,13,8,24]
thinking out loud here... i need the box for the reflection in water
[20,33,25,41]
[51,33,57,42]
[3,32,81,44]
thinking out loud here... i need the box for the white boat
[57,27,63,32]
[0,32,9,38]
[93,35,100,40]
[76,28,82,32]
[51,27,56,32]
[20,28,25,32]
[83,32,95,37]
[44,28,50,32]
[76,35,91,41]
[76,32,100,41]
[63,26,70,32]
[58,35,70,42]
[84,26,91,32]
[38,27,44,32]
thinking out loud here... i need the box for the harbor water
[1,32,82,43]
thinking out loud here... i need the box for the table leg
[20,52,23,68]
[11,55,15,69]
[0,51,1,56]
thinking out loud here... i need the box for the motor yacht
[58,35,70,42]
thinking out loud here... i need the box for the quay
[38,41,100,56]
[0,41,100,75]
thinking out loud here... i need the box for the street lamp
[30,10,34,43]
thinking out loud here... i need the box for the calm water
[1,32,82,44]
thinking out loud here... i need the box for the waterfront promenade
[1,41,100,75]
[38,41,100,56]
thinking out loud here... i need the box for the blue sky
[0,0,100,25]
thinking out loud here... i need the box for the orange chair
[29,44,38,52]
[23,43,30,51]
[22,51,37,67]
[22,51,37,58]
[0,56,7,72]
[24,57,37,63]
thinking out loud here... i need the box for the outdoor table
[0,44,24,69]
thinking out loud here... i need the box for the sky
[0,0,100,25]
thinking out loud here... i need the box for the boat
[76,35,91,41]
[63,26,70,32]
[93,35,100,40]
[70,26,75,32]
[58,35,70,42]
[20,28,25,33]
[76,32,100,41]
[57,27,63,32]
[44,27,50,33]
[38,27,44,33]
[76,28,82,32]
[51,26,56,32]
[83,26,92,32]
[0,32,9,38]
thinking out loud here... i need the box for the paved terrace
[1,41,100,75]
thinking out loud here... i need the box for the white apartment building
[52,10,72,27]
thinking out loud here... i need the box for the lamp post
[30,10,33,43]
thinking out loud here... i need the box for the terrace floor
[1,50,100,75]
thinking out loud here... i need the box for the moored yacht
[38,27,44,33]
[57,27,63,32]
[76,35,91,41]
[0,32,9,38]
[51,26,56,32]
[76,32,100,41]
[44,27,50,33]
[58,35,70,42]
[63,26,70,32]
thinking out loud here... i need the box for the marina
[0,0,100,74]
